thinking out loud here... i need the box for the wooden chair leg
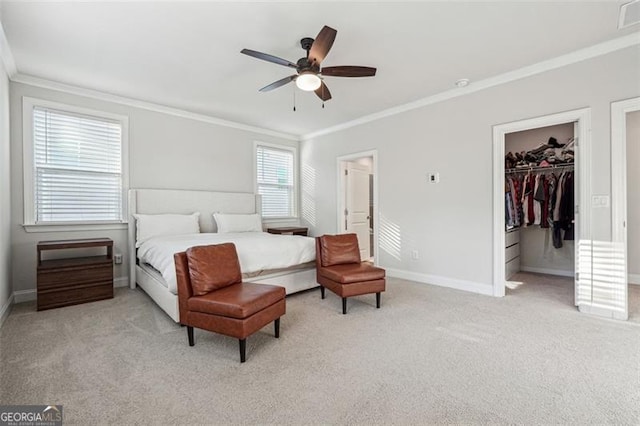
[342,297,347,315]
[320,286,325,299]
[376,292,381,309]
[187,326,194,346]
[239,339,246,363]
[274,318,280,338]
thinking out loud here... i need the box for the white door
[345,162,371,260]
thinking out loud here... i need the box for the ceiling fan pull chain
[293,86,297,112]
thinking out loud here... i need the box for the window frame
[22,97,129,232]
[253,141,299,221]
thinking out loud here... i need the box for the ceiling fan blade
[241,48,298,69]
[321,66,377,77]
[314,81,332,102]
[308,25,337,65]
[259,75,297,92]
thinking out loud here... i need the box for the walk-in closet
[504,123,576,304]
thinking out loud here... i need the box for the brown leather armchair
[315,234,386,314]
[174,243,285,363]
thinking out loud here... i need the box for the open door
[345,162,371,260]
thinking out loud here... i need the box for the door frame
[492,108,592,298]
[337,150,378,265]
[611,96,640,318]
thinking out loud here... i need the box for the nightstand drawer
[38,282,113,310]
[38,263,113,290]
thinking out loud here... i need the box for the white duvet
[137,232,316,294]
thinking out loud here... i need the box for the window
[255,143,297,219]
[23,98,128,226]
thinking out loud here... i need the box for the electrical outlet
[428,173,440,184]
[411,250,419,260]
[114,253,123,264]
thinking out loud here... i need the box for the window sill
[22,222,129,233]
[262,217,300,224]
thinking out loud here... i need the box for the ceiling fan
[241,25,376,103]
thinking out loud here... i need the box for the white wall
[505,123,575,275]
[627,110,640,282]
[0,58,11,321]
[300,46,640,292]
[10,82,297,296]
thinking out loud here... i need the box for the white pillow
[133,213,200,247]
[213,213,263,233]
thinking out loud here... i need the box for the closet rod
[505,163,574,175]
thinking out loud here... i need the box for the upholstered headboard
[128,189,261,288]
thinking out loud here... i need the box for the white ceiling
[1,1,636,137]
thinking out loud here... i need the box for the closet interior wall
[505,123,575,277]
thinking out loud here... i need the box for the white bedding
[137,232,316,294]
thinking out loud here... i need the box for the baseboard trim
[520,266,574,278]
[114,277,129,288]
[0,293,14,328]
[13,289,36,303]
[629,274,640,286]
[385,267,494,296]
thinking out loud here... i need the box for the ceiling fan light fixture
[296,72,322,91]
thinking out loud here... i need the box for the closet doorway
[337,150,378,263]
[504,123,576,306]
[492,109,592,308]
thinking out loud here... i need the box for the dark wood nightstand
[267,227,308,236]
[37,238,114,311]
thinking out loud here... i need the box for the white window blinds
[256,145,296,218]
[33,106,123,223]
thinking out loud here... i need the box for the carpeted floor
[1,276,639,425]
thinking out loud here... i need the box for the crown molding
[301,32,640,141]
[0,20,17,78]
[10,73,299,141]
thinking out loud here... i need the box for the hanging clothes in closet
[505,167,574,249]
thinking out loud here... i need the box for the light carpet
[1,276,639,425]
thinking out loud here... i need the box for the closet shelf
[506,163,574,175]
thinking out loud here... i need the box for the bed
[128,189,318,322]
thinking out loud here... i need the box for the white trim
[12,74,298,141]
[301,33,640,141]
[629,274,640,285]
[13,289,36,303]
[336,150,379,265]
[519,266,574,278]
[114,277,129,288]
[578,303,628,321]
[254,141,299,220]
[611,97,640,317]
[22,96,130,226]
[22,223,128,233]
[0,293,14,328]
[386,267,493,296]
[492,108,591,300]
[0,20,17,78]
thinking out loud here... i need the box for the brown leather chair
[174,243,285,363]
[316,233,386,314]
